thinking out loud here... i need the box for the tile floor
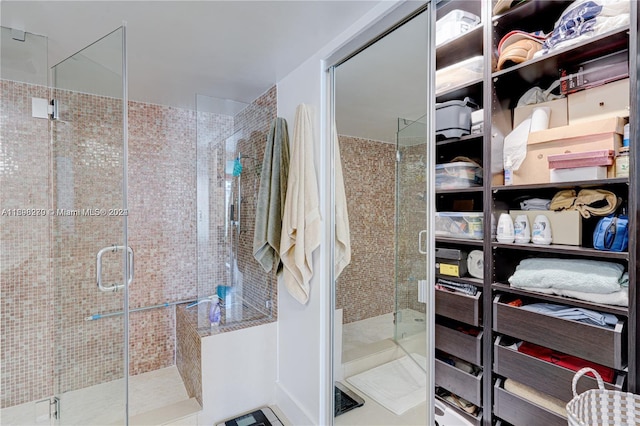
[0,366,199,426]
[338,310,429,426]
[342,309,426,357]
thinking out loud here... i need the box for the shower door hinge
[51,396,60,421]
[50,99,60,120]
[31,98,59,120]
[35,396,59,422]
[396,150,402,162]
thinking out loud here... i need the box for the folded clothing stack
[508,257,629,306]
[436,278,478,296]
[520,302,618,328]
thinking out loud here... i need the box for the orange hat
[497,30,547,70]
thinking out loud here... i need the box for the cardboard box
[568,78,630,124]
[512,117,624,185]
[509,210,582,246]
[513,98,568,129]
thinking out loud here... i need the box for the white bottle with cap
[514,214,531,243]
[496,213,515,243]
[531,215,552,245]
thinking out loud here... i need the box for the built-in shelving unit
[433,1,486,425]
[484,1,638,425]
[432,1,637,425]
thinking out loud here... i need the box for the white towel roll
[467,250,483,279]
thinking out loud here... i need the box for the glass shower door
[51,27,129,425]
[394,116,428,368]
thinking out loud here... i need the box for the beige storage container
[512,117,623,185]
[508,210,582,246]
[568,78,630,124]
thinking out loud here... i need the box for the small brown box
[512,117,623,185]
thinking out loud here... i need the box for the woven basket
[567,367,640,426]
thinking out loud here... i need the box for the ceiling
[1,0,383,111]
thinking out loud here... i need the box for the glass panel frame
[50,26,128,425]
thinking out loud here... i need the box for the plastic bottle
[531,215,552,245]
[209,296,221,327]
[496,213,515,243]
[616,147,630,178]
[504,157,513,186]
[623,123,630,148]
[514,214,531,244]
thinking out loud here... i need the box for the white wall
[275,2,405,424]
[199,322,277,425]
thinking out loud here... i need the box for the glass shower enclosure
[195,94,275,331]
[395,116,429,367]
[50,27,129,425]
[1,26,130,425]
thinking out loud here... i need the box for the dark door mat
[335,382,365,417]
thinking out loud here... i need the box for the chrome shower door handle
[418,230,428,254]
[96,245,134,292]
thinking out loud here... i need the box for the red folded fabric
[518,341,615,383]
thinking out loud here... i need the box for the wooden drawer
[435,396,482,426]
[494,379,566,426]
[494,336,626,403]
[435,358,482,406]
[493,295,625,369]
[436,289,481,326]
[435,323,482,365]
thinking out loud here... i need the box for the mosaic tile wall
[1,79,276,408]
[0,80,54,408]
[176,304,202,405]
[336,135,395,324]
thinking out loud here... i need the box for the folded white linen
[508,258,624,294]
[520,286,628,307]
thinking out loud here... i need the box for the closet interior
[432,1,638,425]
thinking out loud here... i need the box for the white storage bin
[436,56,484,95]
[550,166,608,182]
[436,161,483,189]
[436,10,481,47]
[435,212,484,240]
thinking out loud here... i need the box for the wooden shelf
[491,283,629,316]
[436,133,483,147]
[492,177,629,192]
[436,236,485,247]
[437,186,484,194]
[436,25,484,70]
[491,242,629,260]
[492,28,629,80]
